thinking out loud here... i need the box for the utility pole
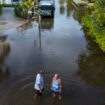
[38,13,41,50]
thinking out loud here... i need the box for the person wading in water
[34,70,44,98]
[51,74,62,100]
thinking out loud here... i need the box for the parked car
[41,0,55,8]
[39,0,55,17]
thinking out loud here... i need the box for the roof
[39,1,53,6]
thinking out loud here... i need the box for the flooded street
[0,0,105,105]
[0,7,26,31]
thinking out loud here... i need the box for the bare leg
[53,93,56,98]
[34,93,37,99]
[58,94,62,100]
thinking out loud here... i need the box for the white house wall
[0,0,20,4]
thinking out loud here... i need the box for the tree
[76,34,105,88]
[21,0,35,12]
[0,1,2,15]
[82,0,105,52]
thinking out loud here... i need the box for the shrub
[14,5,28,19]
[0,3,2,15]
[82,0,105,52]
[2,3,18,7]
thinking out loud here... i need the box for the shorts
[34,89,44,96]
[52,90,60,95]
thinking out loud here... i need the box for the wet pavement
[0,7,26,31]
[0,0,105,105]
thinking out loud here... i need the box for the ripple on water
[0,21,7,25]
[0,73,102,105]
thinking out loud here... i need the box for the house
[1,0,20,4]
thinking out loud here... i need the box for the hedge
[14,5,28,19]
[2,3,18,7]
[0,4,2,15]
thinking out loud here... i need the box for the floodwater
[0,0,105,105]
[0,7,26,31]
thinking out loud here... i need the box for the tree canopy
[82,0,105,52]
[21,0,35,11]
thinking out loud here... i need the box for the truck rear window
[40,6,52,10]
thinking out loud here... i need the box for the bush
[0,4,2,15]
[14,5,28,19]
[2,3,18,7]
[3,41,11,56]
[82,0,95,3]
[82,0,105,52]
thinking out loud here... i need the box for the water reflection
[66,0,72,17]
[73,8,88,23]
[59,0,65,15]
[0,65,9,83]
[58,0,75,17]
[77,36,105,88]
[57,0,88,21]
[36,17,54,50]
[0,36,11,62]
[40,18,54,31]
[59,0,65,6]
[0,36,10,83]
[0,0,105,105]
[59,5,65,15]
[18,21,33,31]
[0,35,7,42]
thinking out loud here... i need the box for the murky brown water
[0,0,105,105]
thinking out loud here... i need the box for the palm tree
[22,0,35,12]
[21,0,36,18]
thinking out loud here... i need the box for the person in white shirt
[34,70,44,98]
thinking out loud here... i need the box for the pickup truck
[39,0,55,17]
